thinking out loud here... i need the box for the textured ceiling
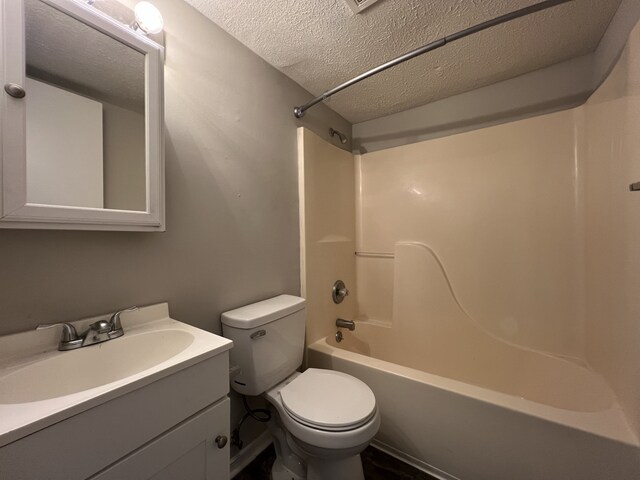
[26,0,145,112]
[184,0,622,123]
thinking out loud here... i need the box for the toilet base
[267,415,306,479]
[263,372,378,480]
[267,414,367,480]
[272,457,305,480]
[306,453,365,480]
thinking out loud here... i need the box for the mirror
[0,0,164,230]
[25,0,146,211]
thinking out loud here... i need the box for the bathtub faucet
[336,318,355,331]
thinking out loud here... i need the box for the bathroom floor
[235,444,438,480]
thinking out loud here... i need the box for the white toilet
[221,295,380,480]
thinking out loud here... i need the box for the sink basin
[0,303,233,448]
[0,329,194,404]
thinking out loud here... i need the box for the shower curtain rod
[293,0,572,118]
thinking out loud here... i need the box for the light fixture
[132,2,164,35]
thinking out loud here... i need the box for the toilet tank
[221,295,306,396]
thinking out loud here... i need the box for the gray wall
[0,0,351,336]
[353,0,640,153]
[103,102,146,211]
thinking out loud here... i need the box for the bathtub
[307,324,640,480]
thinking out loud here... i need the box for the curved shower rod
[293,0,572,118]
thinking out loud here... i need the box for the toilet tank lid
[221,295,305,329]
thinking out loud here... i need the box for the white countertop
[0,303,232,447]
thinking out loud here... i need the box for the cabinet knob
[215,435,228,449]
[4,83,25,99]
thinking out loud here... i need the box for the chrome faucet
[36,306,137,351]
[35,322,82,351]
[336,318,355,331]
[107,306,136,340]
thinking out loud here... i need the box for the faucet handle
[109,306,138,332]
[36,322,83,350]
[332,280,350,304]
[36,322,79,342]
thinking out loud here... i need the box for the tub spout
[336,318,355,331]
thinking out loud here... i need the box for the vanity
[0,304,233,480]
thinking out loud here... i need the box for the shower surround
[299,19,640,480]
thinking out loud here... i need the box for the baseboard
[228,431,457,480]
[370,440,460,480]
[230,430,273,478]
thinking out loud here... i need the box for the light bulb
[134,2,163,35]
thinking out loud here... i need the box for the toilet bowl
[264,370,380,480]
[221,295,379,479]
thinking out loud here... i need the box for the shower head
[329,128,348,145]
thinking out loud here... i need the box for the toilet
[221,295,380,480]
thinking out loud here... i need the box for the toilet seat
[279,368,377,432]
[265,370,381,451]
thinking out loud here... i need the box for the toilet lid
[279,369,376,431]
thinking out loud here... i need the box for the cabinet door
[91,398,230,480]
[0,0,165,231]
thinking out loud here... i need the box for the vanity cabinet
[0,347,231,480]
[92,397,230,480]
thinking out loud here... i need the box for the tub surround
[298,128,357,346]
[355,107,585,360]
[373,242,616,415]
[584,16,640,438]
